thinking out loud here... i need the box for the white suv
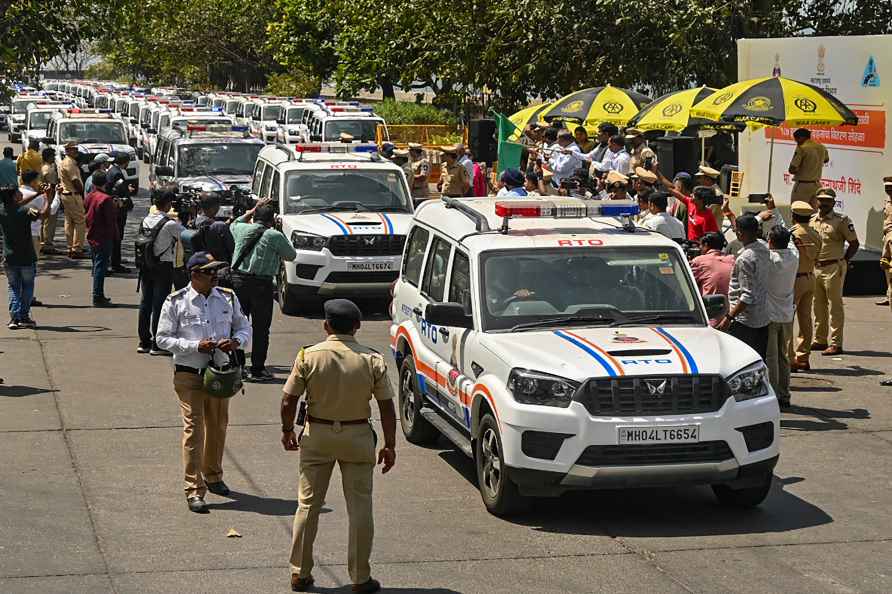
[390,197,780,516]
[252,143,414,314]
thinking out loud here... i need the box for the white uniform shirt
[458,154,474,181]
[642,211,686,240]
[548,142,582,184]
[142,212,183,262]
[763,239,799,324]
[156,285,252,369]
[590,148,631,175]
[19,186,44,237]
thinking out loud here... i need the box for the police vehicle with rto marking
[252,142,414,314]
[390,197,780,516]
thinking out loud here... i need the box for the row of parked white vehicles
[28,83,779,517]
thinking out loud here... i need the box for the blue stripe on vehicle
[320,213,349,235]
[381,213,394,235]
[655,327,699,374]
[416,374,428,395]
[553,330,617,377]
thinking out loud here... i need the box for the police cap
[187,251,227,272]
[324,299,362,326]
[815,187,837,200]
[791,200,815,215]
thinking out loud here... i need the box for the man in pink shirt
[691,232,735,325]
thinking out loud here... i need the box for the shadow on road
[781,404,870,432]
[312,589,461,594]
[0,384,59,397]
[34,325,110,333]
[437,451,832,538]
[838,349,892,358]
[205,490,300,516]
[810,365,884,377]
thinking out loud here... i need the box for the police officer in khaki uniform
[391,148,412,181]
[626,128,656,174]
[810,188,859,355]
[789,128,829,207]
[282,299,396,594]
[877,177,892,307]
[437,144,470,197]
[408,142,430,201]
[789,201,822,371]
[58,142,88,258]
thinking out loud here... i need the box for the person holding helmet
[156,252,252,513]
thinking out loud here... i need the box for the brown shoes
[791,359,810,372]
[822,345,843,356]
[810,343,828,352]
[291,574,314,592]
[352,579,381,593]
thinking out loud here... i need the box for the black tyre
[712,473,773,508]
[277,265,304,315]
[398,357,439,445]
[475,413,530,516]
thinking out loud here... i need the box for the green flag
[491,110,523,174]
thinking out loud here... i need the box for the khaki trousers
[792,181,821,208]
[790,274,815,362]
[814,261,846,348]
[885,268,892,312]
[291,422,375,584]
[173,372,230,498]
[60,193,86,252]
[767,321,792,402]
[40,213,58,250]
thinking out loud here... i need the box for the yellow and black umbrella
[540,85,652,127]
[507,102,553,141]
[691,76,858,127]
[692,77,857,191]
[627,86,719,132]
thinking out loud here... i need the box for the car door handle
[412,306,423,317]
[438,328,450,340]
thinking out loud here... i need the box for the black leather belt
[175,365,203,375]
[308,415,368,425]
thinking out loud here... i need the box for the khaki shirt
[789,139,829,182]
[440,161,470,197]
[629,145,656,174]
[791,223,822,273]
[16,149,42,178]
[883,196,892,237]
[410,157,431,197]
[283,334,394,421]
[41,162,58,185]
[810,211,857,261]
[59,156,83,195]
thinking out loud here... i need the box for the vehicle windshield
[286,107,304,124]
[129,103,140,118]
[115,100,128,113]
[212,98,225,109]
[176,143,262,177]
[95,96,110,109]
[480,248,703,332]
[323,119,380,142]
[159,114,170,130]
[59,121,127,144]
[283,169,411,214]
[27,111,52,129]
[225,100,240,115]
[262,105,283,121]
[13,99,39,114]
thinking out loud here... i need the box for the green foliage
[372,101,457,126]
[266,71,323,98]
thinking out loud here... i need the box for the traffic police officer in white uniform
[156,252,252,513]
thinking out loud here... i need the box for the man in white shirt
[457,144,474,182]
[547,129,582,185]
[642,191,685,240]
[586,134,630,176]
[138,190,185,355]
[19,170,47,306]
[764,225,799,409]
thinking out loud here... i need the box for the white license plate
[347,261,393,272]
[618,425,700,445]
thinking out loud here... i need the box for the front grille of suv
[328,234,406,257]
[576,375,727,416]
[575,441,733,467]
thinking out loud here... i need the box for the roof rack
[442,197,491,232]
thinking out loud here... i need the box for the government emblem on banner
[863,56,880,88]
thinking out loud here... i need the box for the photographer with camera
[107,152,136,274]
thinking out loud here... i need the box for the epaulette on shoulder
[216,286,234,293]
[169,287,189,300]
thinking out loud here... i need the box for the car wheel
[277,276,302,316]
[476,413,530,516]
[398,357,439,445]
[712,473,773,508]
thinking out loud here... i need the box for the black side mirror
[155,165,174,177]
[425,302,473,329]
[703,294,727,319]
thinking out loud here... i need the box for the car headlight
[288,129,299,136]
[726,361,770,402]
[265,124,278,131]
[291,231,327,251]
[507,368,579,408]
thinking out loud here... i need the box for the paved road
[2,134,892,593]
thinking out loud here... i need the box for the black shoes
[246,368,274,383]
[93,296,113,307]
[206,481,230,496]
[187,496,208,513]
[352,578,381,593]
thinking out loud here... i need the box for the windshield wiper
[510,314,617,332]
[299,205,347,214]
[612,313,699,326]
[210,168,249,175]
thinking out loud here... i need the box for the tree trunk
[380,79,395,100]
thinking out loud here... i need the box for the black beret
[324,299,362,323]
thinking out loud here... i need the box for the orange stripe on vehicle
[562,330,625,376]
[650,328,689,374]
[473,383,499,421]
